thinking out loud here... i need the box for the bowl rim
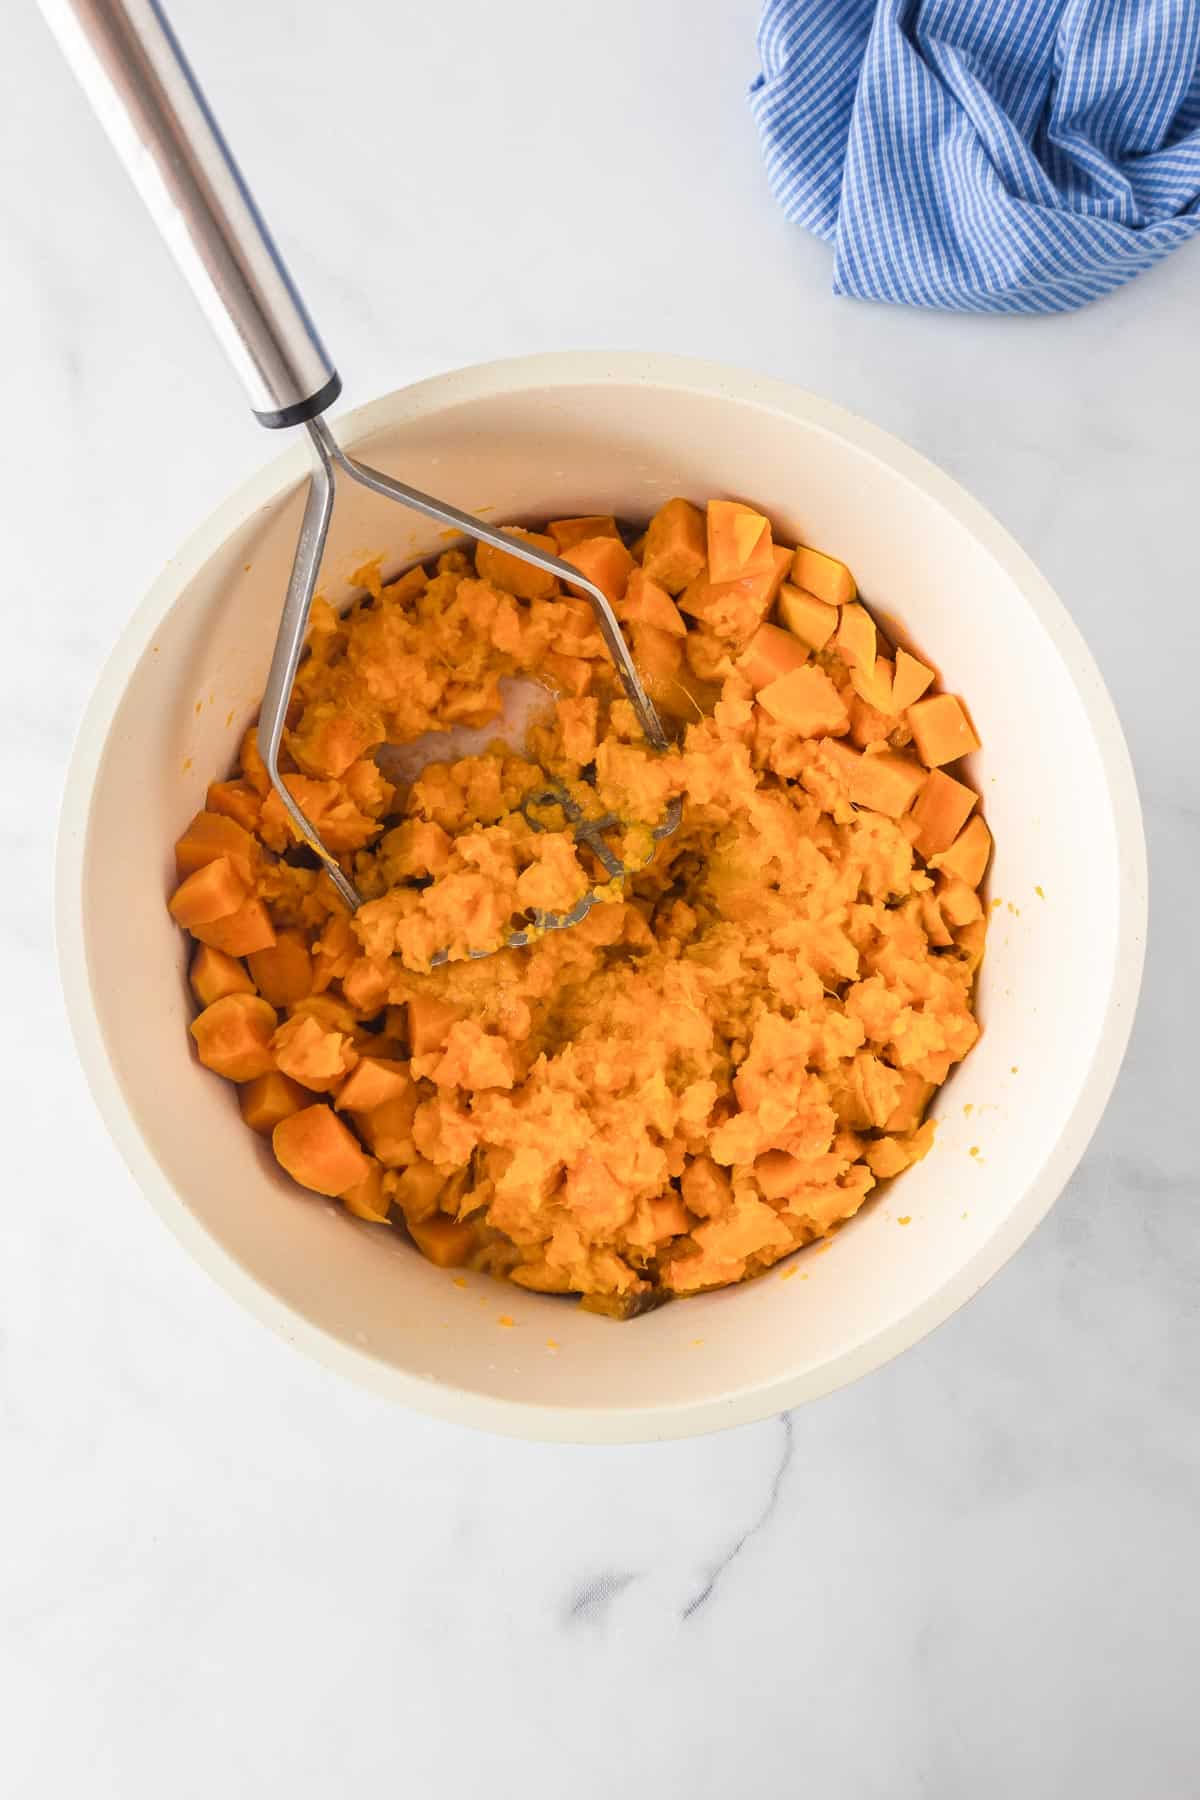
[55,350,1148,1443]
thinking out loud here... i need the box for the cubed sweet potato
[849,655,895,716]
[543,652,592,697]
[205,779,261,833]
[390,1159,446,1225]
[174,810,260,885]
[168,856,248,929]
[272,1013,357,1093]
[678,546,790,646]
[791,544,856,606]
[936,874,984,927]
[757,664,850,737]
[190,993,278,1083]
[407,994,464,1057]
[238,1069,308,1136]
[238,726,271,797]
[907,693,981,767]
[737,622,809,691]
[547,515,620,552]
[919,891,954,948]
[335,1057,413,1114]
[822,740,926,817]
[706,500,774,585]
[640,667,720,723]
[777,582,839,651]
[931,814,992,888]
[910,768,977,859]
[340,1159,390,1223]
[619,566,686,636]
[190,898,277,958]
[190,944,255,1008]
[273,1104,371,1196]
[382,818,454,880]
[631,621,685,680]
[476,527,559,601]
[641,498,707,594]
[355,1089,420,1168]
[562,535,634,605]
[408,1213,478,1268]
[834,602,876,672]
[891,648,935,712]
[247,929,313,1008]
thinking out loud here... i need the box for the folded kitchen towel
[749,0,1200,311]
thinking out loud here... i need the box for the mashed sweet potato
[168,500,989,1315]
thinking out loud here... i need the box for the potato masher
[42,0,681,930]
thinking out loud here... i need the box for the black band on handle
[254,371,343,430]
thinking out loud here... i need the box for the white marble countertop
[5,1,1199,1793]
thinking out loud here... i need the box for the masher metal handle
[38,0,340,428]
[40,0,679,925]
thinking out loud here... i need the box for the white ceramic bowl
[57,353,1146,1442]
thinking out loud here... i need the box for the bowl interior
[65,361,1140,1436]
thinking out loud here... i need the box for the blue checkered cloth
[750,0,1200,312]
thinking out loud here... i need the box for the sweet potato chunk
[777,582,838,651]
[190,993,278,1083]
[631,621,684,680]
[547,515,620,552]
[407,994,463,1057]
[238,1069,308,1136]
[476,527,559,601]
[706,501,774,584]
[247,929,313,1008]
[648,1195,692,1239]
[680,1155,732,1218]
[891,648,935,712]
[390,1159,446,1224]
[907,693,981,767]
[791,544,856,606]
[190,898,277,958]
[910,768,977,859]
[356,1088,420,1167]
[936,874,984,927]
[206,780,261,833]
[189,945,255,1009]
[737,622,809,691]
[543,652,592,697]
[273,1104,370,1196]
[168,856,248,929]
[758,664,850,737]
[335,1057,413,1113]
[641,667,720,723]
[174,810,259,885]
[272,1013,357,1093]
[849,656,895,716]
[562,535,634,605]
[822,740,926,817]
[920,891,954,948]
[834,602,876,671]
[641,498,706,594]
[931,814,992,888]
[408,1213,478,1268]
[340,1159,390,1223]
[619,567,686,636]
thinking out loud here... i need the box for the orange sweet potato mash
[168,500,990,1315]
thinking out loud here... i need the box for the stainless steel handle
[39,0,340,427]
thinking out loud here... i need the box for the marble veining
[4,1,1199,1795]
